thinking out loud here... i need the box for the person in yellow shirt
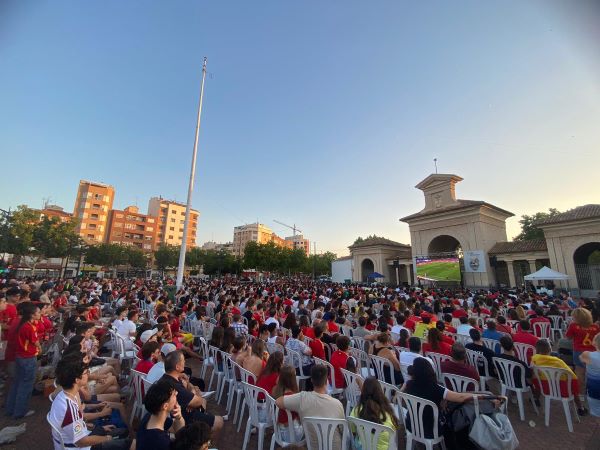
[531,339,587,415]
[413,316,436,341]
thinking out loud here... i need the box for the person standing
[580,334,600,417]
[5,302,40,419]
[566,308,600,395]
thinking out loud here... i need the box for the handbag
[469,413,518,450]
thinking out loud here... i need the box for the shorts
[573,351,585,368]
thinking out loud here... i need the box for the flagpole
[176,57,207,289]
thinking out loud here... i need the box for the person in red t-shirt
[6,302,40,419]
[512,320,539,347]
[135,341,160,374]
[422,328,452,356]
[299,315,315,339]
[330,335,351,388]
[308,323,327,360]
[496,316,513,335]
[566,308,600,392]
[325,313,339,334]
[256,352,284,399]
[452,307,468,319]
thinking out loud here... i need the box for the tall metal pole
[177,57,207,289]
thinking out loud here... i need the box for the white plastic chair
[378,379,402,418]
[302,417,350,450]
[465,349,494,391]
[397,391,446,450]
[493,357,539,421]
[370,354,399,386]
[314,357,344,396]
[207,345,225,394]
[286,347,311,389]
[481,338,499,352]
[270,400,306,450]
[442,373,478,393]
[48,412,67,449]
[513,342,535,366]
[198,337,212,379]
[233,361,256,430]
[347,415,398,450]
[129,369,147,424]
[351,336,369,353]
[533,366,580,432]
[341,368,364,416]
[425,352,451,383]
[532,322,551,340]
[349,347,374,378]
[240,382,274,450]
[549,316,565,341]
[454,334,471,345]
[267,342,285,355]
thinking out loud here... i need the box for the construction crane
[273,220,302,236]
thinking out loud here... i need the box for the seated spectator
[285,325,313,375]
[513,320,539,347]
[443,314,457,333]
[272,365,304,443]
[482,320,504,342]
[414,316,435,340]
[531,339,587,415]
[352,317,370,338]
[399,337,434,382]
[308,322,327,360]
[496,316,513,335]
[422,328,452,356]
[299,315,315,339]
[495,335,532,389]
[159,351,223,437]
[230,336,250,367]
[243,339,268,381]
[137,379,185,450]
[147,343,177,384]
[368,333,404,384]
[135,341,161,374]
[440,342,480,384]
[350,377,400,450]
[397,329,410,348]
[330,335,351,388]
[256,351,284,395]
[276,365,345,450]
[435,321,455,345]
[231,314,248,338]
[466,329,496,371]
[49,356,131,449]
[391,313,409,335]
[456,316,473,336]
[172,421,212,450]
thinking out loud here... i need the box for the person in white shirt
[147,343,177,384]
[391,313,408,336]
[398,337,434,381]
[111,307,127,330]
[116,310,138,351]
[264,308,279,328]
[456,316,473,336]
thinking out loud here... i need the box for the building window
[143,244,151,250]
[168,235,174,239]
[114,232,122,237]
[88,224,97,229]
[170,218,175,223]
[146,226,153,231]
[180,220,184,224]
[171,210,176,214]
[87,234,95,239]
[179,228,183,232]
[90,214,99,220]
[114,222,123,228]
[169,227,175,231]
[115,213,124,219]
[92,203,100,209]
[181,212,185,216]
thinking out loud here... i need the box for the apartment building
[285,234,310,255]
[201,241,234,253]
[106,206,158,252]
[73,180,115,244]
[38,205,72,223]
[232,223,274,257]
[148,197,199,248]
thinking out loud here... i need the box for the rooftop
[536,204,600,226]
[400,199,514,222]
[488,239,548,255]
[349,236,410,249]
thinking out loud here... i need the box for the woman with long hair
[282,312,297,330]
[567,308,600,396]
[398,329,410,348]
[350,377,400,450]
[256,351,283,396]
[272,365,303,443]
[422,328,452,356]
[242,339,267,380]
[5,302,40,419]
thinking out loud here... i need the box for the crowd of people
[0,274,599,449]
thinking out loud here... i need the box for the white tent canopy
[524,266,570,281]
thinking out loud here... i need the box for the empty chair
[207,345,226,394]
[397,391,446,450]
[370,354,400,386]
[442,373,479,393]
[425,352,451,383]
[240,382,274,450]
[533,366,580,432]
[198,337,212,380]
[286,348,311,389]
[302,417,350,450]
[129,369,147,424]
[493,357,539,421]
[348,416,398,450]
[351,336,369,353]
[341,368,364,416]
[549,316,565,341]
[349,347,374,378]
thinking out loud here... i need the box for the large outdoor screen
[416,256,461,282]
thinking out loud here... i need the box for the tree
[514,208,561,241]
[5,205,38,257]
[186,247,205,273]
[127,247,148,269]
[154,244,179,273]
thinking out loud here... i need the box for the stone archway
[427,235,462,255]
[574,242,600,294]
[361,258,375,282]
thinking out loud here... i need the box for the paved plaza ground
[2,360,600,450]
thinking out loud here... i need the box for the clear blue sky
[1,1,599,256]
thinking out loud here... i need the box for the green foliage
[514,208,561,241]
[353,234,383,245]
[154,244,179,271]
[242,241,336,276]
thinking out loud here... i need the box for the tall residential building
[106,206,158,252]
[233,223,274,257]
[148,197,199,248]
[73,180,115,244]
[285,234,310,255]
